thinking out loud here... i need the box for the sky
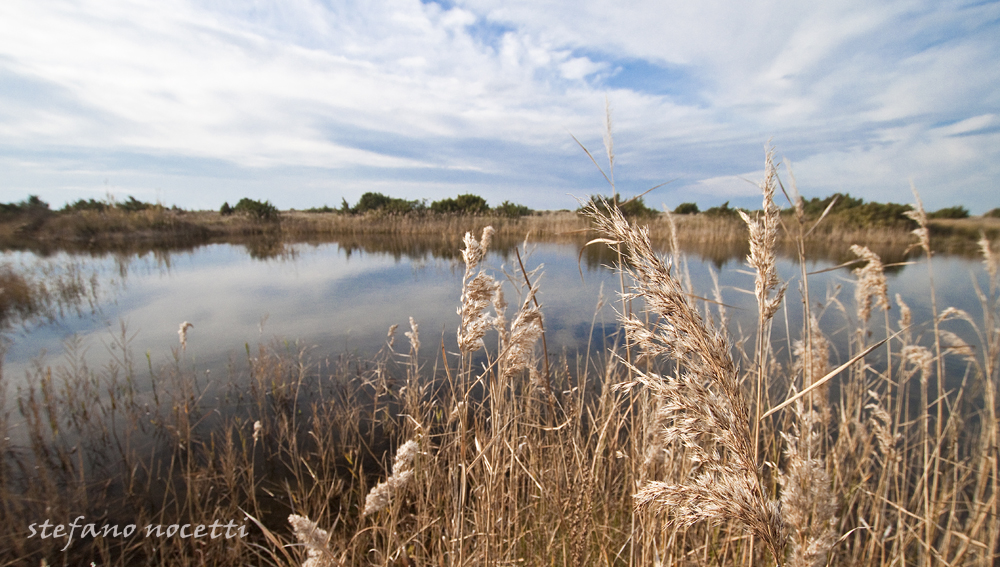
[1,0,998,213]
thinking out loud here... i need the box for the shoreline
[2,209,998,261]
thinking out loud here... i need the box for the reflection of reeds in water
[1,158,999,566]
[3,205,964,269]
[0,258,105,332]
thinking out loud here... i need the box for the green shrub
[220,202,234,216]
[350,192,420,215]
[985,208,1000,219]
[233,198,279,221]
[1,195,51,217]
[306,205,336,213]
[800,192,865,216]
[0,196,52,234]
[674,202,699,215]
[117,196,156,213]
[703,201,740,218]
[579,194,658,218]
[840,202,914,227]
[431,194,490,215]
[795,192,915,227]
[494,200,532,218]
[928,205,970,219]
[62,198,109,213]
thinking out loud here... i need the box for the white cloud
[688,173,766,201]
[0,0,997,211]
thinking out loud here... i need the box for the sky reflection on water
[0,237,991,394]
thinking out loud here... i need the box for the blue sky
[1,0,998,212]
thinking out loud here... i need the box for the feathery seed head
[740,149,785,322]
[903,345,933,384]
[458,272,500,352]
[850,245,890,324]
[780,401,838,567]
[404,317,419,355]
[363,436,420,516]
[979,234,998,283]
[503,308,543,378]
[586,199,786,563]
[178,321,193,350]
[904,186,930,255]
[392,439,419,473]
[793,316,830,390]
[499,286,543,377]
[362,482,392,517]
[458,227,500,353]
[895,294,912,346]
[865,392,901,464]
[461,226,495,272]
[288,514,337,567]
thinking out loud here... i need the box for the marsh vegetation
[1,160,998,566]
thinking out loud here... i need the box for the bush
[233,198,279,221]
[703,201,740,218]
[674,202,699,215]
[928,206,969,219]
[842,202,914,227]
[431,194,490,215]
[794,193,915,227]
[305,205,336,213]
[494,200,532,218]
[985,208,1000,219]
[0,196,52,234]
[117,196,156,213]
[800,192,865,216]
[220,202,234,216]
[60,196,161,214]
[63,199,109,213]
[350,192,420,215]
[1,195,51,217]
[579,194,658,218]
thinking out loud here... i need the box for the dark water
[0,235,991,393]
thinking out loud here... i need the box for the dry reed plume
[585,199,787,565]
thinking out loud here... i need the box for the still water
[0,235,992,390]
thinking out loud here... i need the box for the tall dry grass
[0,153,998,566]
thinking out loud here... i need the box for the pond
[0,232,992,396]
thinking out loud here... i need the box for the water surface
[1,235,991,394]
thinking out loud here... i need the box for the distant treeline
[297,192,533,218]
[0,192,534,223]
[2,192,998,225]
[1,195,176,216]
[668,192,993,226]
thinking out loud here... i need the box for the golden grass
[3,202,994,263]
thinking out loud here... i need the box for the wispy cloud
[0,0,997,211]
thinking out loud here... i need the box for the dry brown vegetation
[1,156,999,566]
[3,196,997,264]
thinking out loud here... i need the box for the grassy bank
[2,163,998,566]
[4,204,998,265]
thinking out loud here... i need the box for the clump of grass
[780,400,838,567]
[585,198,787,564]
